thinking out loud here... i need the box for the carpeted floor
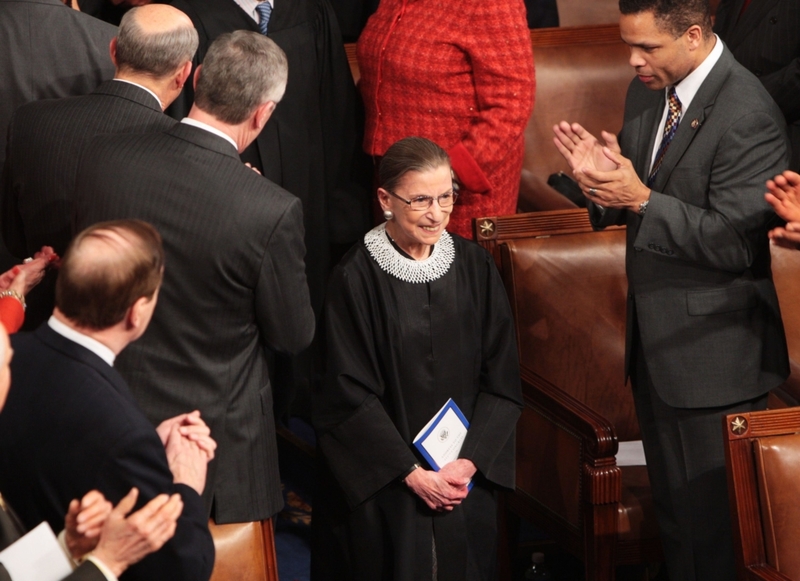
[275,419,315,581]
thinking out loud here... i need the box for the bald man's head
[56,221,164,330]
[115,5,198,78]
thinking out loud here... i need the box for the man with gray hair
[71,31,315,527]
[1,3,198,330]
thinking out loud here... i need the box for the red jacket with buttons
[357,0,535,238]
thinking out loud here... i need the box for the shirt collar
[180,118,239,151]
[670,34,723,114]
[48,316,116,367]
[112,78,163,110]
[233,0,274,23]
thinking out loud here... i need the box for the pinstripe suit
[71,123,315,524]
[715,0,800,170]
[0,0,116,175]
[1,80,176,330]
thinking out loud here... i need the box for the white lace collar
[364,223,455,284]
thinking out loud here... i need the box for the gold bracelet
[0,289,26,310]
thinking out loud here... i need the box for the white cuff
[86,555,119,581]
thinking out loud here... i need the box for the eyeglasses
[386,189,458,211]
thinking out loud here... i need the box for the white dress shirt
[180,118,238,151]
[232,0,274,24]
[48,316,116,367]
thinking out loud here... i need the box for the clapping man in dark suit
[2,4,198,330]
[714,0,800,171]
[1,323,182,581]
[553,0,789,579]
[72,31,315,527]
[0,220,216,581]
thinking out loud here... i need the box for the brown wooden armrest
[746,564,794,581]
[521,366,617,461]
[517,169,578,213]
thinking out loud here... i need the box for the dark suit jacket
[0,501,106,580]
[0,0,116,174]
[592,46,790,408]
[0,326,215,581]
[1,80,176,330]
[167,0,370,316]
[71,123,316,523]
[714,0,800,170]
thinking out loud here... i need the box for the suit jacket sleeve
[635,108,788,272]
[446,0,535,193]
[255,197,315,354]
[95,428,214,581]
[63,562,109,581]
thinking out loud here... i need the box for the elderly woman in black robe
[312,137,522,581]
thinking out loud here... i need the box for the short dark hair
[619,0,712,37]
[379,137,451,193]
[56,220,165,330]
[116,7,198,78]
[194,30,288,125]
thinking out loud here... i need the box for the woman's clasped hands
[404,458,477,512]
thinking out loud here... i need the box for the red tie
[738,0,753,20]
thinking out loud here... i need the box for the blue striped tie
[255,2,272,35]
[648,87,682,187]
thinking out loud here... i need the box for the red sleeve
[0,297,24,334]
[449,0,535,192]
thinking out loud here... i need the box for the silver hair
[194,30,288,125]
[115,7,199,78]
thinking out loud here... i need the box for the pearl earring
[383,210,394,221]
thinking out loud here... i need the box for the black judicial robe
[312,232,522,581]
[166,0,371,412]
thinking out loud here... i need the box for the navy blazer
[0,325,215,581]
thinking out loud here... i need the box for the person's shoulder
[715,49,784,118]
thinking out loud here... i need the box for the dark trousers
[631,342,767,581]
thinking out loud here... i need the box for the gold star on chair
[730,416,748,435]
[479,220,495,237]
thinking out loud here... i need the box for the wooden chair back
[208,519,278,581]
[725,408,800,581]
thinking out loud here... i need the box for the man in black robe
[165,0,371,418]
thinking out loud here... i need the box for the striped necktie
[648,86,681,187]
[255,2,272,35]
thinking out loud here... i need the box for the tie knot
[255,2,272,34]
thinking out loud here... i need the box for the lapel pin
[691,119,701,129]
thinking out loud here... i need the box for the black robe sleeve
[315,261,418,509]
[458,249,522,490]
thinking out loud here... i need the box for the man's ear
[176,61,193,90]
[192,65,203,90]
[253,101,276,131]
[126,294,154,332]
[685,24,703,50]
[109,37,119,67]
